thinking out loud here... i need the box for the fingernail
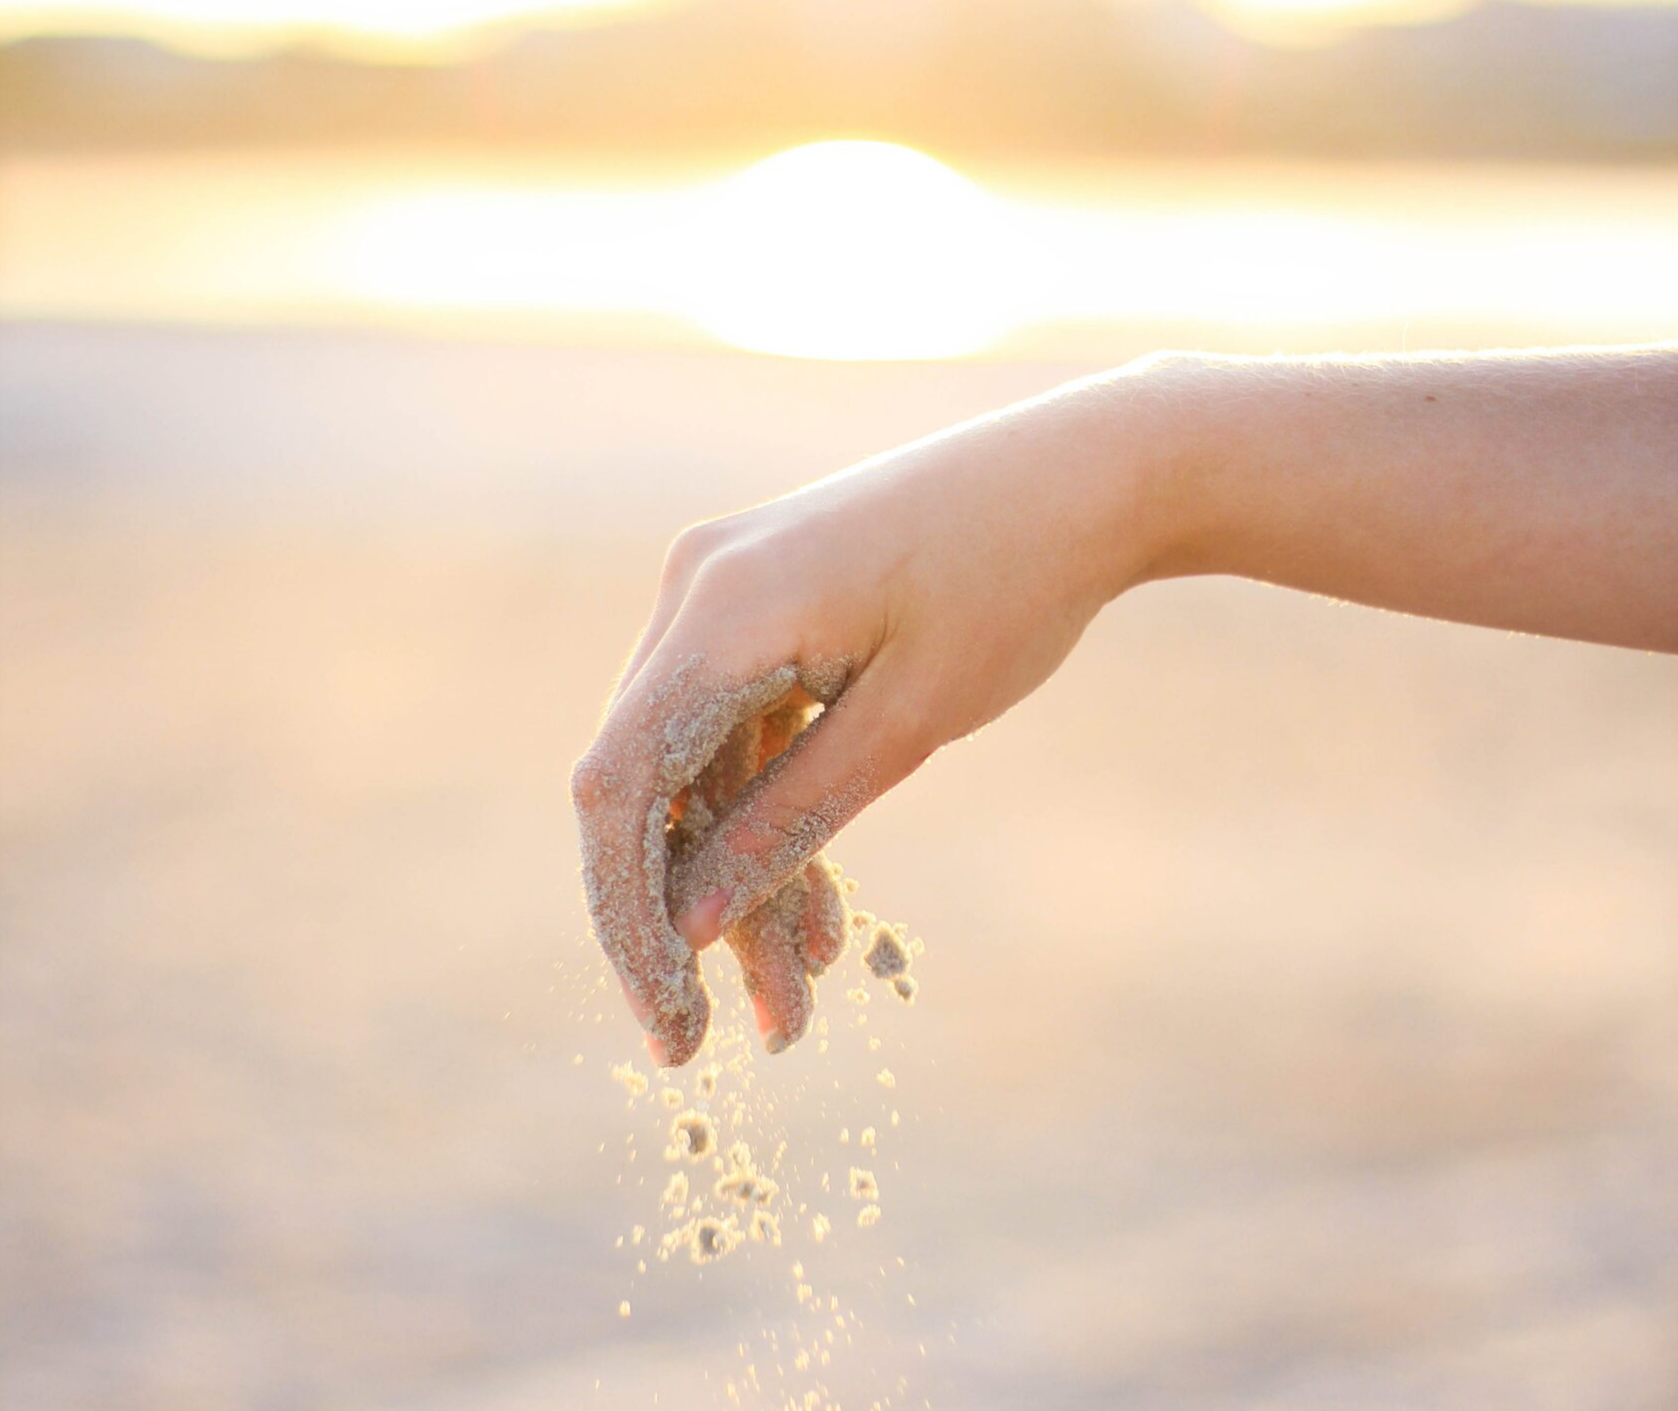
[675,888,729,951]
[645,1032,670,1067]
[763,1029,788,1055]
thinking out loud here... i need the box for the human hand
[572,373,1163,1064]
[575,345,1678,1064]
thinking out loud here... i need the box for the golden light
[6,0,1669,55]
[5,148,1677,359]
[0,0,647,56]
[316,142,1021,360]
[1198,0,1476,45]
[679,142,1017,362]
[325,185,689,317]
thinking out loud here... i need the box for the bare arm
[574,344,1678,1062]
[1138,346,1678,650]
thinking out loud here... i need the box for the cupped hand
[571,374,1164,1064]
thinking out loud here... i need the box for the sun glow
[4,0,1669,53]
[321,142,1022,360]
[313,143,1675,360]
[0,0,647,56]
[5,145,1676,361]
[681,142,1016,361]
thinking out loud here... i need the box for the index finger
[572,645,800,1065]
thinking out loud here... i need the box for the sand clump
[690,1217,740,1263]
[670,1110,716,1161]
[610,1061,649,1097]
[860,918,924,1004]
[862,925,909,979]
[660,1214,742,1265]
[847,1167,879,1202]
[715,1141,780,1208]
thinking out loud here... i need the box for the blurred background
[1,2,1676,1409]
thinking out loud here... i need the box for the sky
[2,0,1675,59]
[0,0,655,56]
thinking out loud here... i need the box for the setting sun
[6,144,1676,361]
[680,142,1016,362]
[314,142,1019,361]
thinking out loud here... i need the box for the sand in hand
[579,658,865,1064]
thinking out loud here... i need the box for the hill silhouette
[2,0,1676,159]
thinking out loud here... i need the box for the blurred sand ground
[2,321,1675,1410]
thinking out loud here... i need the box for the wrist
[1072,351,1235,602]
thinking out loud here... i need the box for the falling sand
[714,1141,780,1208]
[602,1014,928,1409]
[660,1214,742,1265]
[580,659,932,1406]
[862,925,910,979]
[669,1110,717,1161]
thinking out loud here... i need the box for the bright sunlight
[319,141,1020,360]
[6,0,1675,56]
[0,0,646,55]
[6,143,1677,359]
[681,142,1014,362]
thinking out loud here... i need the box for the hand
[572,372,1166,1064]
[574,343,1678,1065]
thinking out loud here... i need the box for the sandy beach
[2,320,1675,1409]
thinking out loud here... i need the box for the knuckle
[661,516,747,591]
[691,543,769,601]
[569,749,610,812]
[660,523,714,587]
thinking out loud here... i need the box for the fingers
[723,857,849,1051]
[668,656,931,948]
[726,886,816,1054]
[800,858,849,976]
[673,689,848,1054]
[610,593,683,710]
[573,629,801,1066]
[573,687,711,1066]
[669,713,763,952]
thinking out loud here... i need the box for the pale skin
[572,344,1678,1064]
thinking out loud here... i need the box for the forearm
[581,343,1674,1057]
[1109,346,1678,651]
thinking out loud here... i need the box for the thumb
[668,658,931,947]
